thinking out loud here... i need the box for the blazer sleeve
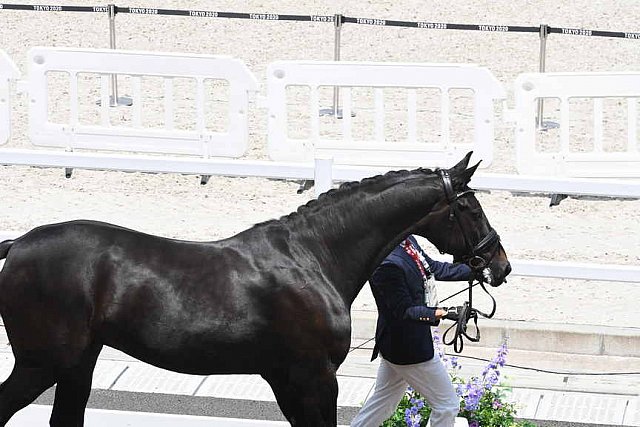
[370,263,439,326]
[424,255,472,281]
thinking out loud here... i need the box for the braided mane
[273,167,435,223]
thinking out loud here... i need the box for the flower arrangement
[382,332,536,427]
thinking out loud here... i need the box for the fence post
[106,4,132,107]
[536,24,557,130]
[319,14,343,118]
[314,156,334,197]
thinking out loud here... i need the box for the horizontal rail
[2,4,640,40]
[511,260,639,283]
[1,149,640,198]
[469,173,640,199]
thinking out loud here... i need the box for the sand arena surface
[0,1,639,328]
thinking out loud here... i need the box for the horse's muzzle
[491,261,511,287]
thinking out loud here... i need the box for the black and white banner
[1,3,639,39]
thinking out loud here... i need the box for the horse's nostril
[505,263,512,276]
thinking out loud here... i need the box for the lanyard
[400,238,429,283]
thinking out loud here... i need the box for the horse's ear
[455,161,481,187]
[450,151,473,175]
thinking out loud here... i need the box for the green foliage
[461,388,527,427]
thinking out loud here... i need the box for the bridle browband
[436,169,502,353]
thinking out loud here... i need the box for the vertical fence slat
[195,78,205,133]
[164,77,174,130]
[407,89,417,143]
[441,88,450,147]
[310,86,320,140]
[593,98,603,152]
[374,88,384,142]
[100,74,110,126]
[132,76,142,127]
[342,87,352,141]
[560,97,570,154]
[628,98,638,152]
[69,72,78,127]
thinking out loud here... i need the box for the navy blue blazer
[370,236,472,365]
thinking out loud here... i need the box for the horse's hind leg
[0,364,56,426]
[49,342,103,427]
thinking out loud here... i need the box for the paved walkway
[0,312,638,426]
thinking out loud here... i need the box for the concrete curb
[351,310,640,358]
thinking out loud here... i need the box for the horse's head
[413,152,511,287]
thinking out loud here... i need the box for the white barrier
[25,47,257,157]
[267,61,505,168]
[0,50,20,146]
[515,72,640,178]
[2,48,640,200]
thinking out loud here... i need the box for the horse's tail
[0,240,14,260]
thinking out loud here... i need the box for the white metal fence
[24,47,258,158]
[267,61,505,168]
[2,47,639,197]
[0,50,20,146]
[514,71,640,178]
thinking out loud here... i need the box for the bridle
[348,169,504,356]
[437,169,502,353]
[437,169,500,268]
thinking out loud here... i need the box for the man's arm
[424,255,472,281]
[371,263,443,325]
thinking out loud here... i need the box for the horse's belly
[102,321,269,375]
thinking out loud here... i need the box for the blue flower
[404,407,422,427]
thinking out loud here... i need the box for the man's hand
[438,306,463,321]
[435,308,448,319]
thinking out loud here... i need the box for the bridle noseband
[437,169,502,353]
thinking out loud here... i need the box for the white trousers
[350,356,459,427]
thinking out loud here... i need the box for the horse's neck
[294,174,441,306]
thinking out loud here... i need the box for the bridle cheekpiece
[436,168,503,353]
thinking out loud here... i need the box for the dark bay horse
[0,152,510,426]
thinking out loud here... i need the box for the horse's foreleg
[0,364,56,426]
[266,364,339,427]
[299,371,338,427]
[49,343,103,427]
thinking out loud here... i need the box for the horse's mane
[255,167,435,227]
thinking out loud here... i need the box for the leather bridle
[437,169,502,353]
[437,169,501,268]
[348,169,505,356]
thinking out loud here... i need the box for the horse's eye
[472,210,483,219]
